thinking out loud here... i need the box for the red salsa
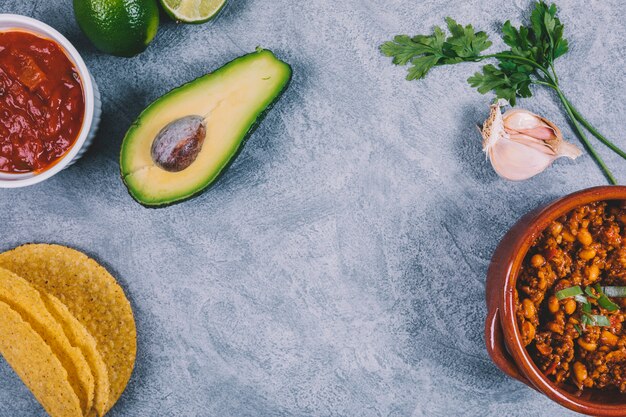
[0,30,85,173]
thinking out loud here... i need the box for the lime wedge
[160,0,228,23]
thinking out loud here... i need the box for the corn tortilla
[0,267,94,414]
[42,291,111,417]
[0,301,83,417]
[0,244,136,413]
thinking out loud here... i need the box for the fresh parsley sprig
[380,18,491,81]
[381,1,623,184]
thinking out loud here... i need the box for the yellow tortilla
[0,301,83,417]
[42,291,111,417]
[0,244,136,414]
[0,267,94,414]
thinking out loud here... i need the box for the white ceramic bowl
[0,14,101,188]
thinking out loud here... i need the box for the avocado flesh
[120,50,291,206]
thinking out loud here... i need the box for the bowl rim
[0,14,95,188]
[498,185,626,415]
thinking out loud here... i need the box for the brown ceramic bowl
[485,185,626,416]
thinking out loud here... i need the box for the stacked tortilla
[0,244,136,417]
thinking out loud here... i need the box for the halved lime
[160,0,228,23]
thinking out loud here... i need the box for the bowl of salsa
[0,14,101,188]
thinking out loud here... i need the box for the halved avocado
[120,49,292,206]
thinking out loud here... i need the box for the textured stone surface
[0,0,624,416]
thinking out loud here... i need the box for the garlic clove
[555,139,583,159]
[487,136,555,181]
[503,108,547,130]
[503,108,574,151]
[507,132,557,155]
[507,126,556,141]
[480,102,582,181]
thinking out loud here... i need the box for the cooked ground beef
[516,200,626,392]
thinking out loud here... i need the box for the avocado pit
[150,115,206,172]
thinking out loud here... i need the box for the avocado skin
[120,50,292,208]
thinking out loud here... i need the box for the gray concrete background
[0,0,624,416]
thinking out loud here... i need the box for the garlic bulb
[480,101,582,181]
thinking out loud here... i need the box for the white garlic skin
[481,102,581,181]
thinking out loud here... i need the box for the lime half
[160,0,228,23]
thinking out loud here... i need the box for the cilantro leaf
[467,2,567,104]
[380,34,438,66]
[406,55,442,80]
[526,1,569,65]
[380,19,491,81]
[380,30,446,79]
[502,21,542,63]
[551,21,569,60]
[468,60,533,105]
[443,18,491,59]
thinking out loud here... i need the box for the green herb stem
[508,52,625,166]
[549,62,559,85]
[531,80,618,184]
[481,53,555,80]
[554,89,617,184]
[532,80,557,89]
[560,95,626,161]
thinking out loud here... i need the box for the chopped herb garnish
[533,283,618,332]
[556,286,583,300]
[588,314,611,327]
[593,284,620,312]
[580,314,590,329]
[602,286,626,298]
[584,286,599,299]
[598,296,619,312]
[598,302,619,314]
[574,294,588,304]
